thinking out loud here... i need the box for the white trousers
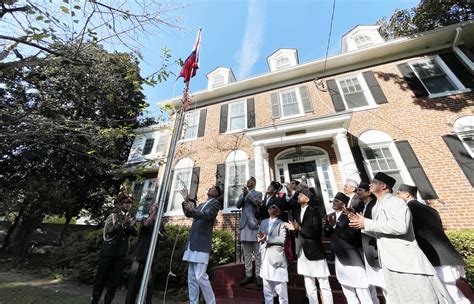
[187,262,216,304]
[341,284,374,304]
[304,276,333,304]
[443,281,470,304]
[263,279,288,304]
[242,241,261,277]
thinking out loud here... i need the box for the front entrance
[275,147,337,215]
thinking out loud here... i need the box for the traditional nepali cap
[270,181,282,192]
[249,176,256,183]
[120,195,134,204]
[345,178,359,188]
[298,187,313,200]
[373,172,396,189]
[291,180,300,185]
[334,192,350,204]
[358,181,370,192]
[398,184,417,198]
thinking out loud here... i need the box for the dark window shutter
[362,71,388,104]
[270,93,281,119]
[442,134,474,187]
[299,85,314,112]
[219,104,228,133]
[197,109,207,138]
[189,167,200,201]
[440,52,474,89]
[395,141,438,200]
[249,160,255,178]
[216,164,226,209]
[351,146,370,183]
[396,63,428,98]
[247,98,256,129]
[326,79,346,112]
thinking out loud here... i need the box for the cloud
[236,0,265,79]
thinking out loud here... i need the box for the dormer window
[276,56,290,70]
[212,74,225,88]
[354,34,373,49]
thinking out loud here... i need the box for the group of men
[90,172,470,304]
[234,173,470,304]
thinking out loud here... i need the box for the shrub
[446,229,474,289]
[50,223,235,289]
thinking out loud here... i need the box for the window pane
[364,148,375,159]
[459,45,474,62]
[230,116,245,131]
[183,112,199,139]
[226,162,247,208]
[280,90,301,117]
[345,92,368,108]
[282,103,300,116]
[369,159,380,171]
[423,75,456,94]
[170,170,191,210]
[132,182,144,207]
[142,138,154,155]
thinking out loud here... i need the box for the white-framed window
[336,73,375,110]
[155,133,168,154]
[359,130,413,191]
[354,34,373,49]
[142,138,155,155]
[182,111,200,140]
[168,158,194,213]
[409,56,469,98]
[227,100,247,132]
[212,74,225,88]
[224,150,249,210]
[279,89,303,118]
[454,45,474,71]
[276,56,290,70]
[454,116,474,158]
[132,179,158,220]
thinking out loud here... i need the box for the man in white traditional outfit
[258,204,289,304]
[181,186,221,304]
[355,182,386,303]
[324,192,372,303]
[349,172,454,304]
[285,188,333,304]
[397,184,469,303]
[237,177,264,287]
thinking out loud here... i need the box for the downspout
[452,27,462,49]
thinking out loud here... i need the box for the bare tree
[0,0,185,71]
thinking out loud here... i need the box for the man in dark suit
[258,181,287,222]
[181,185,221,304]
[91,195,138,304]
[356,181,385,303]
[125,203,167,304]
[324,192,370,303]
[284,188,333,304]
[397,184,469,303]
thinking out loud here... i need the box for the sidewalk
[0,271,187,304]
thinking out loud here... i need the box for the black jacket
[100,211,138,257]
[259,195,288,222]
[294,205,326,261]
[324,212,363,265]
[357,199,379,268]
[408,200,465,267]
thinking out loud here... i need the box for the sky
[136,0,421,118]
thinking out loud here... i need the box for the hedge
[51,223,235,288]
[446,229,474,289]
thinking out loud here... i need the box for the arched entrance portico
[274,146,337,215]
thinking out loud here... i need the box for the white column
[253,144,266,193]
[263,151,271,191]
[333,130,361,183]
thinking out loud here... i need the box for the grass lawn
[0,281,90,304]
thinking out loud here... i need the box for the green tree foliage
[0,43,154,254]
[377,0,474,40]
[446,229,474,288]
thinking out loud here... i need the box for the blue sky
[137,0,420,117]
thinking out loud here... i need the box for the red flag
[178,28,201,84]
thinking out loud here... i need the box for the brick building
[126,21,474,229]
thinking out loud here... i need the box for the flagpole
[136,83,190,304]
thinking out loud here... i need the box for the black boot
[239,276,254,286]
[255,276,263,288]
